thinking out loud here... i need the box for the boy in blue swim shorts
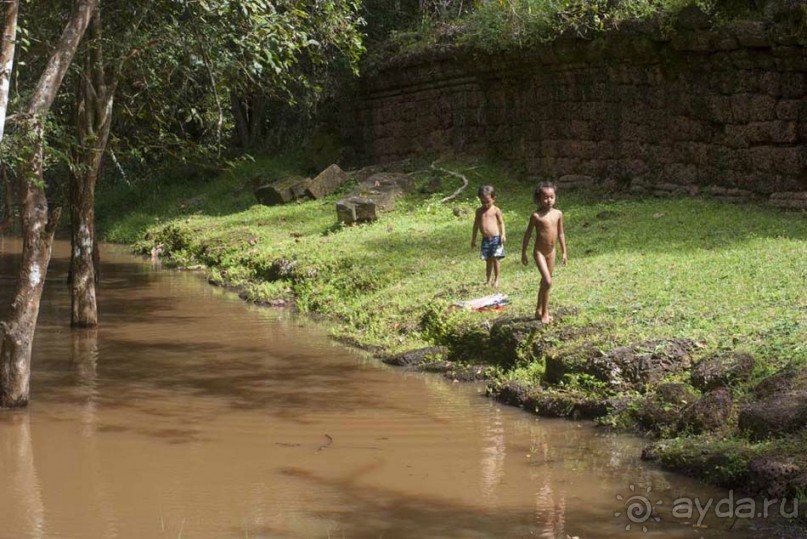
[471,185,506,288]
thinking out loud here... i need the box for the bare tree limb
[432,162,470,203]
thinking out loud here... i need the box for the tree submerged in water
[0,0,366,407]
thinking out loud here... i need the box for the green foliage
[560,371,609,394]
[368,0,784,58]
[188,0,364,92]
[362,0,423,44]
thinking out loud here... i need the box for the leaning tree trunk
[0,0,97,408]
[0,122,61,407]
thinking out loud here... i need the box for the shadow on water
[35,343,445,421]
[252,466,564,538]
[32,325,454,437]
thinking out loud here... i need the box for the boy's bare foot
[541,314,553,324]
[493,280,499,288]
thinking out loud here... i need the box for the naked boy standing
[521,183,567,323]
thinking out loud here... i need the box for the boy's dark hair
[478,185,496,198]
[533,182,557,203]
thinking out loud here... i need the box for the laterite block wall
[349,17,807,207]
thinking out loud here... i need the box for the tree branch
[432,162,470,203]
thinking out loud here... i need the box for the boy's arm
[471,209,480,248]
[498,208,506,243]
[558,211,568,265]
[521,215,534,265]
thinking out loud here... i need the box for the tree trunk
[0,0,97,408]
[0,0,19,232]
[0,164,13,232]
[69,165,98,327]
[231,92,266,148]
[0,0,18,142]
[231,93,250,148]
[247,93,265,148]
[0,121,61,407]
[69,7,117,327]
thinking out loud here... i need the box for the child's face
[537,188,556,209]
[479,194,495,209]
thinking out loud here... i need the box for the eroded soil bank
[389,315,807,508]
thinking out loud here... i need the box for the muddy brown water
[0,237,799,538]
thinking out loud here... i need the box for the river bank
[97,155,807,513]
[9,237,729,538]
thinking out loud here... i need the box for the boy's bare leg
[492,258,500,288]
[534,250,555,323]
[534,288,543,320]
[485,258,493,285]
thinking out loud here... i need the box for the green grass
[99,156,807,372]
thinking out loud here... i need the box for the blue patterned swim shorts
[480,236,505,260]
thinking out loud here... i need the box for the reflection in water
[480,407,505,506]
[0,413,46,538]
[530,432,567,539]
[0,238,795,538]
[71,328,99,436]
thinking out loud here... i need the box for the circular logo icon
[614,485,663,532]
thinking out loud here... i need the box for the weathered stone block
[749,457,801,499]
[691,352,756,391]
[732,21,772,48]
[335,172,413,224]
[779,72,806,99]
[634,383,698,434]
[671,32,712,52]
[746,122,773,143]
[769,192,807,209]
[749,146,774,172]
[775,99,800,120]
[382,346,448,367]
[680,387,734,434]
[560,173,594,187]
[590,338,696,391]
[488,317,547,368]
[749,94,778,121]
[740,389,807,440]
[254,175,310,206]
[336,198,357,223]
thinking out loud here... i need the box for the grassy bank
[100,156,807,367]
[98,155,807,498]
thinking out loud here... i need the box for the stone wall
[348,17,807,208]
